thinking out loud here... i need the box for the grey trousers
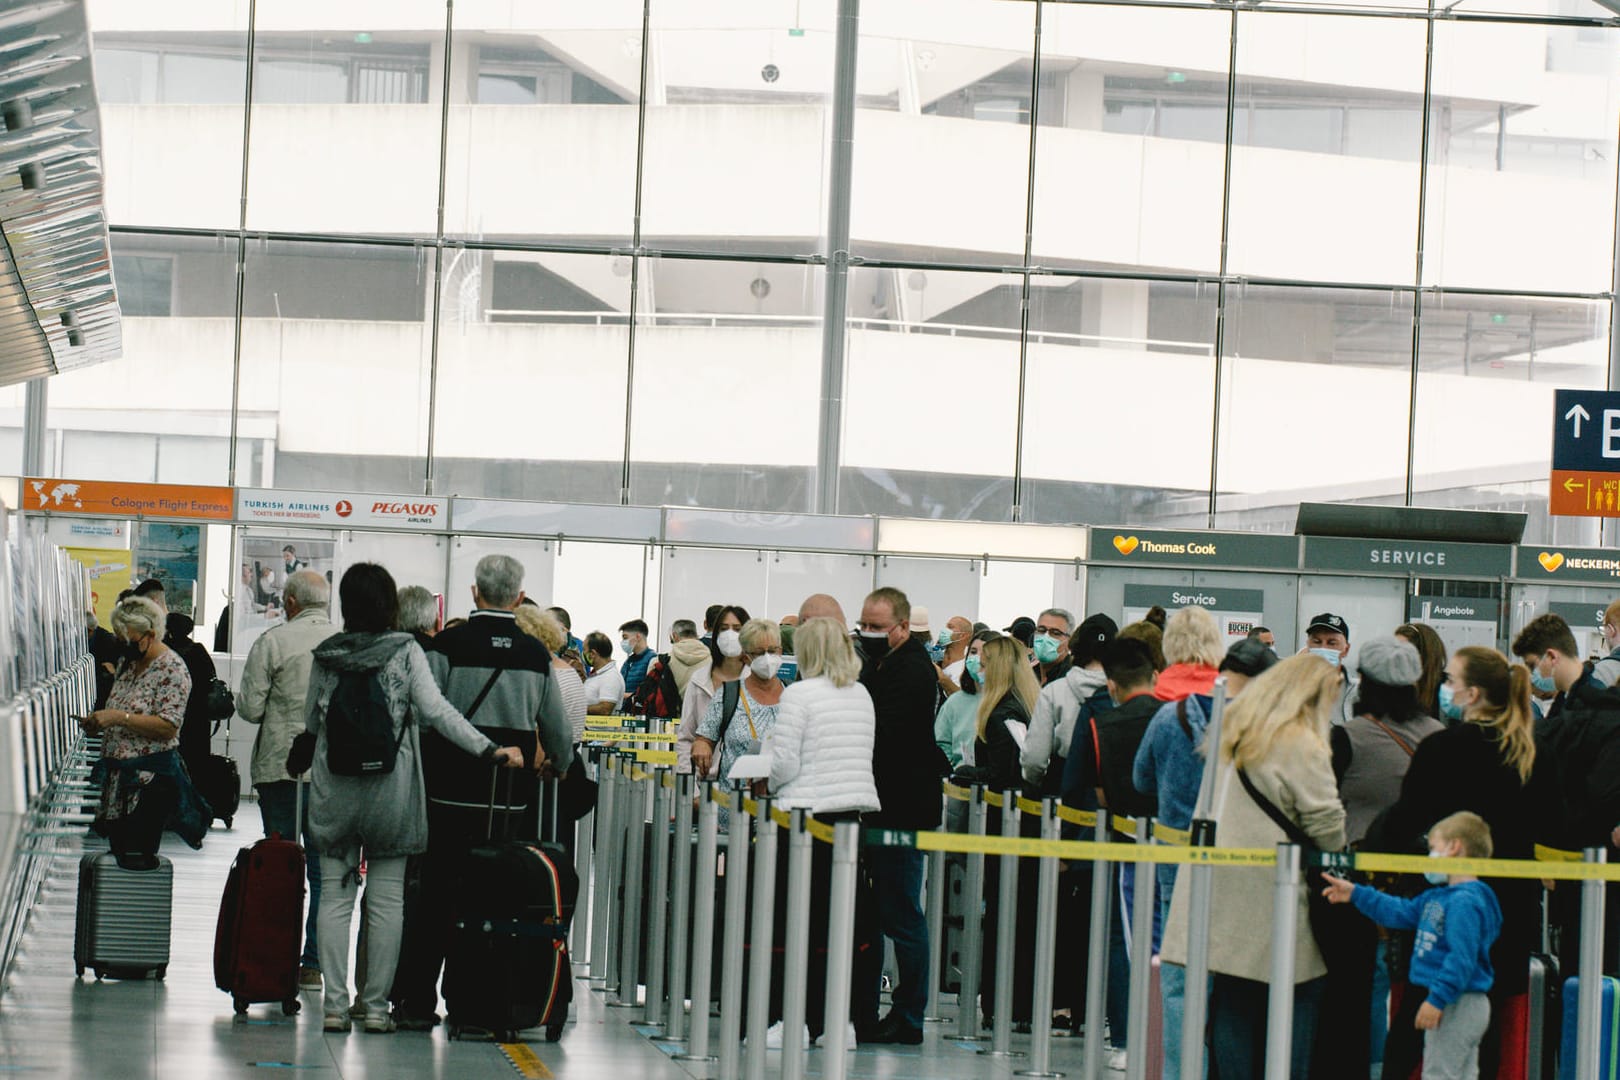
[318,856,406,1023]
[1422,991,1491,1080]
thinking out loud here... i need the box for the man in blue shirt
[618,618,654,706]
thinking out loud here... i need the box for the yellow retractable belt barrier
[1536,844,1583,863]
[632,749,676,765]
[942,783,972,802]
[584,731,679,744]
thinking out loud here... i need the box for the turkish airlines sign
[236,488,448,531]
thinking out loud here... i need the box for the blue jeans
[1210,973,1322,1080]
[257,780,320,969]
[1108,866,1130,1048]
[872,848,929,1026]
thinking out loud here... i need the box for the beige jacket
[1160,727,1346,984]
[237,607,340,785]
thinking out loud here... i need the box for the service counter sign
[1090,527,1298,570]
[236,488,448,532]
[1514,545,1620,584]
[1122,584,1266,643]
[1550,601,1606,631]
[1302,536,1511,578]
[21,478,233,521]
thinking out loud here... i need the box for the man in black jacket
[855,586,944,1045]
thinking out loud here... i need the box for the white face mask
[717,629,743,658]
[750,653,783,680]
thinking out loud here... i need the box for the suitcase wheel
[233,997,248,1016]
[282,999,300,1016]
[155,966,166,981]
[75,964,83,977]
[545,1020,564,1043]
[447,1024,461,1041]
[93,968,104,981]
[222,816,233,829]
[502,1030,518,1045]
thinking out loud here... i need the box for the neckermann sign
[235,488,448,532]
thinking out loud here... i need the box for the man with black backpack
[630,618,709,720]
[392,553,573,1031]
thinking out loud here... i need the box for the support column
[22,378,46,477]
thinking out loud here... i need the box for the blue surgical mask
[1438,682,1464,721]
[1034,635,1061,665]
[620,637,634,656]
[927,642,945,663]
[1308,647,1342,668]
[1423,848,1449,886]
[937,629,954,648]
[1531,670,1557,695]
[965,655,982,682]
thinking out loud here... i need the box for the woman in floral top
[84,595,194,858]
[692,618,785,829]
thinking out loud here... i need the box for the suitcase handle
[486,766,516,843]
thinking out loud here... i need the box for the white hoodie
[1020,664,1109,786]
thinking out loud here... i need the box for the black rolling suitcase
[444,772,579,1043]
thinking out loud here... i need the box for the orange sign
[21,478,234,520]
[1550,470,1620,518]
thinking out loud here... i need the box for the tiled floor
[0,821,1120,1078]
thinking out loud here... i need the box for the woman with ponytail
[1369,646,1541,1080]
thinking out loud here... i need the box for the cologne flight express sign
[236,488,448,531]
[1302,536,1511,578]
[1515,544,1620,584]
[1549,389,1620,518]
[21,477,233,521]
[1089,527,1298,570]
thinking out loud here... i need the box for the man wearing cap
[1023,613,1116,790]
[1305,612,1359,726]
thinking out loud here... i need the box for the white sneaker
[1106,1048,1127,1072]
[763,1021,810,1049]
[815,1023,859,1051]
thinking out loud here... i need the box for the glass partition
[445,536,555,623]
[659,546,770,641]
[874,555,981,625]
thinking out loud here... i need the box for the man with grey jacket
[238,568,340,990]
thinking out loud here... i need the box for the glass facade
[30,0,1617,544]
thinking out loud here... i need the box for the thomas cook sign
[1089,528,1298,570]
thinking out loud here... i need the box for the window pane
[1423,23,1620,292]
[1226,14,1426,284]
[839,266,1018,521]
[0,386,23,477]
[629,258,823,510]
[245,10,444,234]
[1213,285,1414,530]
[640,0,834,256]
[1411,293,1610,546]
[1021,279,1218,525]
[89,3,250,229]
[851,0,1034,264]
[445,1,641,244]
[111,255,175,317]
[433,252,630,501]
[1031,5,1230,275]
[236,239,433,491]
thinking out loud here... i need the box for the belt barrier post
[980,788,1025,1059]
[744,797,779,1080]
[716,782,753,1080]
[658,772,696,1043]
[781,810,814,1080]
[958,784,989,1041]
[672,781,719,1063]
[924,845,948,1023]
[574,771,595,968]
[1263,843,1302,1080]
[1180,679,1227,1080]
[1081,810,1113,1080]
[644,770,675,1027]
[1015,797,1063,1078]
[611,765,648,1008]
[589,752,619,983]
[1125,816,1157,1080]
[820,821,861,1077]
[1577,847,1607,1080]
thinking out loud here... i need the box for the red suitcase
[214,780,307,1016]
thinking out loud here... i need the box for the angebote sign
[235,488,448,531]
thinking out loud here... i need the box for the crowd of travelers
[80,558,1620,1076]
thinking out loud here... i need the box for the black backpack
[325,669,406,776]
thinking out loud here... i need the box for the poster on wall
[135,522,202,620]
[230,536,337,655]
[64,548,132,630]
[1121,584,1267,645]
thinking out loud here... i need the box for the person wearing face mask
[85,595,210,865]
[1323,812,1502,1080]
[1303,612,1360,727]
[933,615,974,698]
[582,631,624,717]
[854,586,947,1046]
[1590,599,1620,689]
[935,630,1002,769]
[677,605,749,775]
[1032,608,1075,687]
[1396,622,1450,725]
[1022,613,1115,792]
[1366,646,1540,1080]
[691,618,785,825]
[617,618,654,708]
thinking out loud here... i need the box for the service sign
[236,488,448,532]
[21,477,233,521]
[1089,527,1297,570]
[1514,544,1620,584]
[1302,536,1511,578]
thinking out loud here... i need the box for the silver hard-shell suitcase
[74,853,173,980]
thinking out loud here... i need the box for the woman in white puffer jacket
[760,616,879,1051]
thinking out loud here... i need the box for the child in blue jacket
[1323,810,1503,1080]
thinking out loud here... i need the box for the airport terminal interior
[1,0,1619,1076]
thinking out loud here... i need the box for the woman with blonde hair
[1367,646,1539,1079]
[515,606,588,746]
[1154,605,1224,703]
[1161,653,1347,1078]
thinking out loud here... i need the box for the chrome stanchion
[589,752,619,984]
[958,784,989,1041]
[1016,797,1063,1078]
[744,797,779,1080]
[781,810,814,1080]
[980,789,1025,1059]
[1263,843,1302,1080]
[1081,811,1112,1080]
[820,820,861,1078]
[1125,817,1157,1080]
[644,771,675,1027]
[924,844,948,1023]
[1180,680,1227,1080]
[673,781,719,1064]
[610,764,647,1008]
[716,783,753,1080]
[658,772,696,1043]
[574,790,595,965]
[1577,847,1607,1080]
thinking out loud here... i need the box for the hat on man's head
[1220,638,1279,678]
[1005,616,1036,647]
[1070,614,1119,667]
[1358,636,1422,687]
[1306,612,1350,641]
[910,606,932,634]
